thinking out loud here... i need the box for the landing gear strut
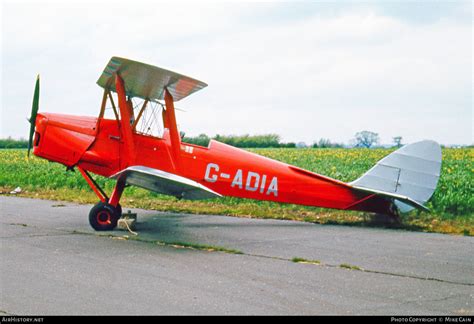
[77,167,126,231]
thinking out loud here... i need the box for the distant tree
[393,136,403,148]
[214,134,281,148]
[182,133,211,146]
[0,137,28,149]
[312,138,344,148]
[184,133,285,148]
[281,142,296,148]
[354,131,379,148]
[296,142,308,148]
[313,138,331,148]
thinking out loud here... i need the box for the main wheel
[89,202,120,231]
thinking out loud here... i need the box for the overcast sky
[1,0,472,145]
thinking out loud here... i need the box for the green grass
[70,229,244,254]
[291,257,321,265]
[157,241,244,254]
[120,236,243,254]
[0,148,473,235]
[339,263,362,271]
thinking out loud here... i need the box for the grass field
[0,148,472,235]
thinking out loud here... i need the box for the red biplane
[28,57,442,231]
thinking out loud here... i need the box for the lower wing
[110,165,221,200]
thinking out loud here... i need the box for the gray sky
[1,0,472,145]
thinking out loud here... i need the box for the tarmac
[0,196,472,315]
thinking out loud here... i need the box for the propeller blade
[27,75,40,157]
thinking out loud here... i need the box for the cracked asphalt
[0,196,473,315]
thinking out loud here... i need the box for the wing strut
[115,74,136,167]
[163,89,181,172]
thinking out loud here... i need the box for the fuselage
[32,112,391,214]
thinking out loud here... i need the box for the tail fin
[349,140,442,213]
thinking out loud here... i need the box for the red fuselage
[32,112,391,214]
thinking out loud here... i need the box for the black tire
[89,202,120,231]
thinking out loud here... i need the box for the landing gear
[370,203,402,226]
[77,167,126,231]
[89,201,122,231]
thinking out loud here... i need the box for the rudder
[349,140,442,213]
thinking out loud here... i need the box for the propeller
[27,75,40,157]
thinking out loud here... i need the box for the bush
[0,137,28,149]
[183,133,295,148]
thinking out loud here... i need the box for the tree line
[182,132,380,148]
[182,134,297,148]
[0,131,400,149]
[0,137,28,149]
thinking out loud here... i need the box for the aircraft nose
[32,114,48,155]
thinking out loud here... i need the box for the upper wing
[97,56,208,102]
[110,165,221,200]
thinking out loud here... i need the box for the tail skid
[348,140,442,213]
